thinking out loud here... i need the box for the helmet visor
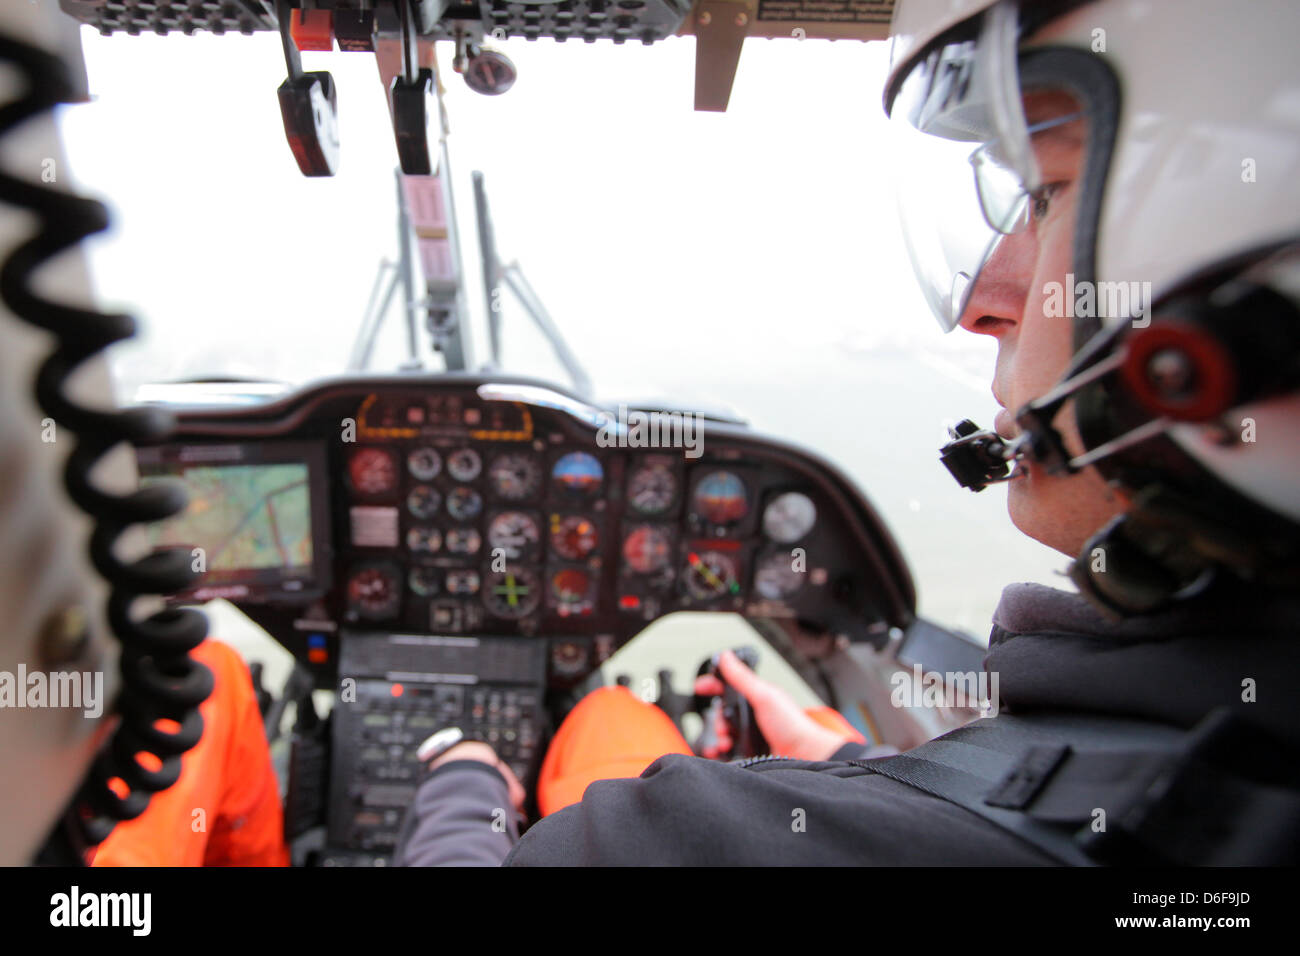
[888,1,1080,330]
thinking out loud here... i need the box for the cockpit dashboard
[139,374,916,692]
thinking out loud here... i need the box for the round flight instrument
[684,549,741,601]
[484,567,541,619]
[622,524,672,574]
[487,511,540,559]
[447,447,482,483]
[550,641,590,678]
[692,470,748,525]
[488,453,541,501]
[627,461,677,515]
[347,564,401,619]
[408,566,441,597]
[550,568,595,616]
[446,569,481,596]
[407,484,441,519]
[445,527,482,556]
[753,550,805,600]
[406,526,442,554]
[407,446,442,481]
[447,487,483,521]
[551,514,599,561]
[348,447,398,497]
[551,451,604,497]
[763,491,817,544]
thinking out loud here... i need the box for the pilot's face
[956,90,1127,557]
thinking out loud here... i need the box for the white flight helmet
[885,0,1300,613]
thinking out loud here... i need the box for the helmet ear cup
[1114,274,1300,424]
[1062,261,1300,616]
[1077,265,1300,495]
[1119,321,1238,422]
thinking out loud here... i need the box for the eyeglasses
[969,112,1085,235]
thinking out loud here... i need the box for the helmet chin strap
[1067,494,1222,619]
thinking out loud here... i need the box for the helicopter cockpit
[134,372,940,863]
[3,0,1052,867]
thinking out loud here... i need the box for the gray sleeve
[392,760,522,867]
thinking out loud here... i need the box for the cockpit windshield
[60,30,1062,635]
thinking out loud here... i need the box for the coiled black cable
[0,31,213,863]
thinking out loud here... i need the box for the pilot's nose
[956,228,1037,338]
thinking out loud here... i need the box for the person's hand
[427,741,527,815]
[694,650,850,762]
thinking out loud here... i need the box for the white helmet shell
[887,0,1300,524]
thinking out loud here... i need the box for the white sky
[58,28,1067,634]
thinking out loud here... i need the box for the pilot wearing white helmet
[396,0,1300,866]
[4,0,1298,867]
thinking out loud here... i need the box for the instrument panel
[140,376,915,689]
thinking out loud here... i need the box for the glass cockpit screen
[136,441,328,601]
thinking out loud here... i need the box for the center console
[320,633,547,865]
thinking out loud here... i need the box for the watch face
[416,726,464,764]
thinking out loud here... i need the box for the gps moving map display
[136,441,330,602]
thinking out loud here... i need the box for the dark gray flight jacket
[393,582,1300,866]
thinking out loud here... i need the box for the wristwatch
[415,727,481,768]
